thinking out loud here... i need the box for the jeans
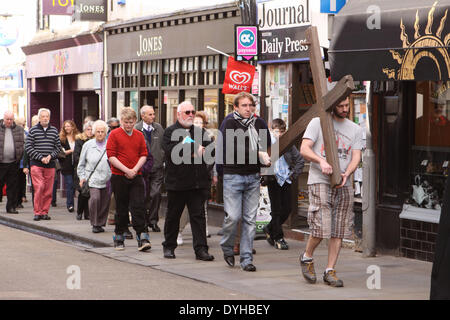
[220,173,260,268]
[63,174,74,208]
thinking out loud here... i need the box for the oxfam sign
[236,26,258,61]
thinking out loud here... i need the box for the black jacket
[59,139,75,175]
[163,121,213,191]
[430,175,450,299]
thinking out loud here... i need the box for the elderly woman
[77,120,111,233]
[73,121,94,220]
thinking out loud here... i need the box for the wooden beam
[278,75,354,155]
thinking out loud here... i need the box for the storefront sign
[136,34,163,57]
[0,21,19,47]
[258,0,311,31]
[257,0,311,63]
[42,0,75,16]
[25,42,103,78]
[259,26,309,63]
[74,0,107,21]
[0,70,23,89]
[235,26,258,61]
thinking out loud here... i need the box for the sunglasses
[183,110,196,115]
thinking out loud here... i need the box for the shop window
[204,89,219,129]
[407,81,450,212]
[265,64,289,127]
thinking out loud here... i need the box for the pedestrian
[0,110,25,214]
[13,117,27,208]
[135,105,164,232]
[161,101,214,261]
[59,120,80,213]
[177,111,217,244]
[219,92,271,272]
[22,115,39,205]
[262,118,304,250]
[78,120,111,233]
[107,107,151,251]
[299,96,363,287]
[25,108,62,221]
[73,120,94,220]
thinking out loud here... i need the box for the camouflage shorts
[307,184,354,239]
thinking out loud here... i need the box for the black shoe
[123,230,133,239]
[40,215,51,220]
[113,234,125,251]
[33,215,41,221]
[76,214,82,220]
[6,208,19,214]
[17,204,24,209]
[163,247,176,259]
[242,264,257,272]
[68,206,74,213]
[195,250,215,261]
[51,202,57,207]
[263,226,275,246]
[84,215,89,220]
[92,226,105,233]
[149,223,161,232]
[224,255,235,267]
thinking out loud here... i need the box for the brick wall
[400,218,438,262]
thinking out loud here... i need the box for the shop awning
[329,0,450,81]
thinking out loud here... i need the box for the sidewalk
[0,195,432,300]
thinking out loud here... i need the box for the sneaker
[300,254,317,284]
[323,270,344,287]
[137,233,151,252]
[274,239,289,250]
[263,226,274,246]
[177,233,183,245]
[113,235,125,251]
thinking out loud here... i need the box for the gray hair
[177,101,194,113]
[92,120,108,134]
[38,108,51,118]
[83,120,93,131]
[107,117,119,125]
[140,105,154,116]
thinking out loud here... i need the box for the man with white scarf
[219,92,271,272]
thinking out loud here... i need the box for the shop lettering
[77,4,105,14]
[137,35,163,57]
[53,0,74,7]
[258,0,310,30]
[261,36,308,58]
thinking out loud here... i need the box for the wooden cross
[276,26,355,187]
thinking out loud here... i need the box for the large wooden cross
[276,26,355,187]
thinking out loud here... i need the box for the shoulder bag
[80,149,107,199]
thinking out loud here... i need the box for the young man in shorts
[299,97,363,287]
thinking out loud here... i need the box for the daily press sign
[257,0,311,63]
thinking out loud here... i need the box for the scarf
[233,111,259,151]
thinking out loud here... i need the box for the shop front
[22,34,103,130]
[329,0,450,260]
[104,4,241,131]
[0,66,26,119]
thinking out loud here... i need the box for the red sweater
[106,128,148,176]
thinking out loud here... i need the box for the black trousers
[111,174,148,236]
[77,193,90,218]
[0,162,19,211]
[16,168,26,206]
[163,189,208,254]
[145,170,164,225]
[267,180,292,241]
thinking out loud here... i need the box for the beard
[333,108,348,119]
[178,118,193,128]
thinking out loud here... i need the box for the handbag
[80,149,107,199]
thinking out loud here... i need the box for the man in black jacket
[0,111,25,214]
[162,101,214,261]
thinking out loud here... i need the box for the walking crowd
[0,91,363,288]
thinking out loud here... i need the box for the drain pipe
[362,81,377,257]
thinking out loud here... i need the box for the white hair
[92,120,108,134]
[140,105,154,116]
[177,101,194,113]
[83,120,94,131]
[38,108,51,118]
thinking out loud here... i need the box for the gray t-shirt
[303,117,363,186]
[2,128,15,163]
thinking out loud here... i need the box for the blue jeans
[220,173,260,268]
[63,174,74,208]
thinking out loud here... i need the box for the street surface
[0,225,256,300]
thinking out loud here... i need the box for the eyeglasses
[183,110,196,115]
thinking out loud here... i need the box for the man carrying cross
[299,96,363,287]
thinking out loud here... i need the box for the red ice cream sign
[222,57,256,94]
